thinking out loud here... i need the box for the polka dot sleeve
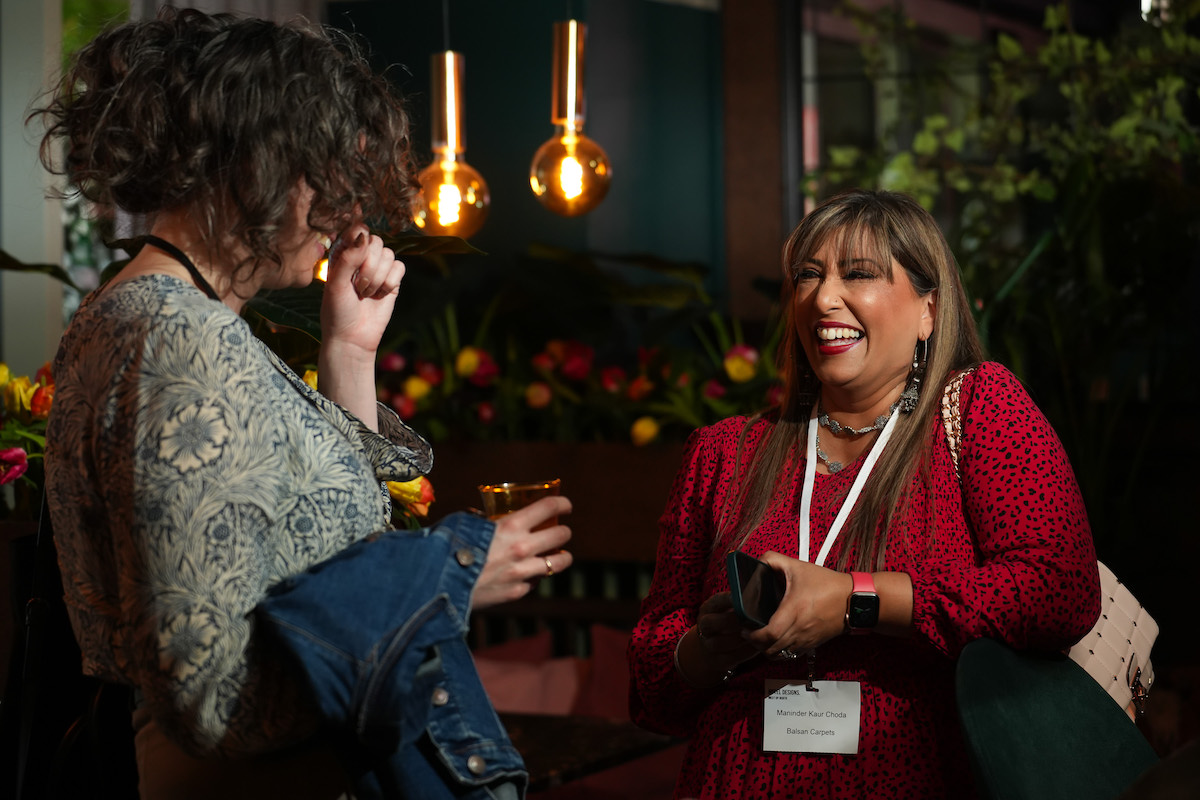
[909,362,1101,656]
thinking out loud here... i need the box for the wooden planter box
[425,440,687,653]
[427,440,686,563]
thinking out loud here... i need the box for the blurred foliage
[252,235,784,446]
[810,2,1200,559]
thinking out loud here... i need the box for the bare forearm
[317,341,379,431]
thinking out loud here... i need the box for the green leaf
[1108,114,1141,143]
[379,233,485,256]
[0,249,82,293]
[997,33,1023,62]
[828,146,862,168]
[913,130,939,156]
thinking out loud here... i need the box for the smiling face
[791,231,935,410]
[270,180,337,289]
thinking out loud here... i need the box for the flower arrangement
[250,238,786,447]
[374,326,783,447]
[355,243,786,447]
[0,362,54,517]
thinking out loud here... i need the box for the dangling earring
[899,338,928,413]
[792,350,817,411]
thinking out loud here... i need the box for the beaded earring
[899,338,928,413]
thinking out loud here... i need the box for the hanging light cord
[442,0,451,52]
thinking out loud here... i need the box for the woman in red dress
[628,189,1100,799]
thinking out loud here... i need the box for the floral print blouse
[45,275,433,757]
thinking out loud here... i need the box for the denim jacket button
[455,548,476,567]
[431,687,450,707]
[467,755,486,775]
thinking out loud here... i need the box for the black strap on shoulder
[142,234,221,300]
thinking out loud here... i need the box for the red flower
[637,346,659,369]
[30,384,55,420]
[415,360,443,386]
[390,394,417,419]
[378,352,406,372]
[0,447,28,486]
[477,401,496,424]
[766,384,784,407]
[34,362,53,387]
[467,350,500,388]
[599,366,627,393]
[531,352,556,373]
[627,375,655,401]
[702,379,727,399]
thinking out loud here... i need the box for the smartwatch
[845,571,880,635]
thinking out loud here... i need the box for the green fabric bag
[956,638,1159,800]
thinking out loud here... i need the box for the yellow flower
[387,475,435,517]
[723,344,759,384]
[403,375,432,401]
[630,416,660,446]
[0,363,10,389]
[455,347,481,377]
[5,376,35,416]
[302,369,319,391]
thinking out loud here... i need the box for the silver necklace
[817,400,900,437]
[815,429,844,473]
[815,400,900,474]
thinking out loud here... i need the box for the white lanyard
[798,403,900,567]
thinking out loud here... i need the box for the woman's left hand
[742,552,854,656]
[320,222,404,356]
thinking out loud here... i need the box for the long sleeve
[47,276,433,756]
[628,417,761,736]
[908,362,1101,656]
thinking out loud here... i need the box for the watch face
[848,593,880,628]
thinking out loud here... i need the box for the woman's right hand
[472,496,574,611]
[674,592,760,687]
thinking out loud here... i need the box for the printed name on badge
[762,679,862,754]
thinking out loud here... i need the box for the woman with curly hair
[34,8,570,799]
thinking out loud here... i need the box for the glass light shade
[414,156,490,238]
[529,130,611,217]
[413,51,490,238]
[529,20,611,217]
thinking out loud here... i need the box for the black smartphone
[726,550,785,629]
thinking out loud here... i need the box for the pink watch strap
[850,571,876,594]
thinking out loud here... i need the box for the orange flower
[627,375,655,401]
[30,384,55,420]
[525,381,552,409]
[388,475,435,517]
[302,369,319,391]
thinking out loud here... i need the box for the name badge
[762,679,861,754]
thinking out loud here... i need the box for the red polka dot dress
[628,363,1101,799]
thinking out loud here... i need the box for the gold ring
[545,557,554,577]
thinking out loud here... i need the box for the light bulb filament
[559,156,584,200]
[437,180,463,227]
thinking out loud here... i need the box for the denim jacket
[255,512,526,799]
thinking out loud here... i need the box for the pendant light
[529,20,611,217]
[413,8,489,239]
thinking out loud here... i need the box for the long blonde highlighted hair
[719,190,984,570]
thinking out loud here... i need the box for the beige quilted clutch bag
[942,369,1157,718]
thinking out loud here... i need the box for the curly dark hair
[31,6,418,274]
